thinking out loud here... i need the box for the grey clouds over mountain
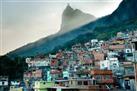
[7,0,137,57]
[1,0,122,55]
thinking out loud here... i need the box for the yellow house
[10,86,23,91]
[34,81,55,91]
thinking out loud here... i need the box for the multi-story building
[132,36,137,91]
[0,76,8,91]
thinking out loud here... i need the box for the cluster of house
[0,76,9,91]
[23,30,137,91]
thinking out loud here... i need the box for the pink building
[92,50,105,61]
[109,44,125,51]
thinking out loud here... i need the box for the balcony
[96,79,114,84]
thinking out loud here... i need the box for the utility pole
[133,52,137,91]
[134,63,137,90]
[132,39,137,91]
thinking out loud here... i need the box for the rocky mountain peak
[63,4,74,16]
[60,4,96,33]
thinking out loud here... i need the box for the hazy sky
[0,0,122,55]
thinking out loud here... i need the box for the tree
[0,55,28,80]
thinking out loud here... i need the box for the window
[127,53,133,57]
[70,81,73,85]
[2,81,4,85]
[112,63,117,68]
[104,75,110,80]
[135,42,137,50]
[83,81,88,85]
[78,81,82,85]
[96,75,101,80]
[126,67,134,74]
[43,82,46,84]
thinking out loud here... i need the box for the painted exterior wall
[100,59,119,71]
[92,50,105,61]
[109,44,125,51]
[63,71,69,79]
[34,81,54,91]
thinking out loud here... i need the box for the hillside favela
[1,0,137,91]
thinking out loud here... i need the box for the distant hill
[60,4,96,33]
[7,0,137,57]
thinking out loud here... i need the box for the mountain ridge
[7,0,137,57]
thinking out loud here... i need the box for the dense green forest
[0,56,28,80]
[51,18,137,53]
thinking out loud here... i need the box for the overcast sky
[0,0,122,55]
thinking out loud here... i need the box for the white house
[124,48,132,53]
[63,71,69,79]
[107,51,118,59]
[91,39,98,46]
[100,58,119,71]
[124,48,133,61]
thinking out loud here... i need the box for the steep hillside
[7,0,137,57]
[51,17,137,53]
